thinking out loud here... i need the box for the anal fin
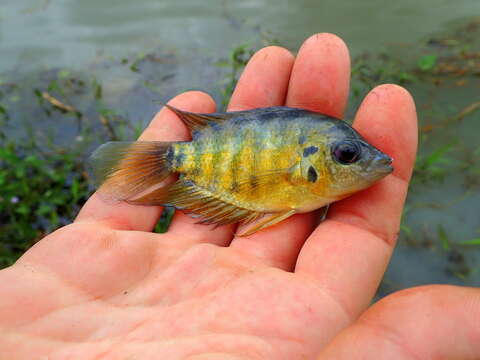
[131,179,263,227]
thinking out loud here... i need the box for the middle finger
[230,33,351,270]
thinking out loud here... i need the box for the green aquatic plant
[0,142,90,267]
[217,43,254,108]
[350,53,417,98]
[437,224,451,251]
[417,54,437,71]
[0,104,8,122]
[458,238,480,246]
[412,143,455,184]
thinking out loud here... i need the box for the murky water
[1,0,480,291]
[2,0,480,72]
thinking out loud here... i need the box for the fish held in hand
[89,105,393,236]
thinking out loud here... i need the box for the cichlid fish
[90,105,393,236]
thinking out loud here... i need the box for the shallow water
[1,0,479,291]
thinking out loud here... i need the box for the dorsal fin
[165,104,233,132]
[164,105,321,133]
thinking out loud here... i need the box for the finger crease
[326,214,397,247]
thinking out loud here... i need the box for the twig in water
[449,100,480,122]
[41,92,76,113]
[99,115,118,141]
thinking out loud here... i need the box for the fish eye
[332,141,361,165]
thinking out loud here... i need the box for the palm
[6,225,348,358]
[3,34,478,359]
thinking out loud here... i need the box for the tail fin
[89,141,174,202]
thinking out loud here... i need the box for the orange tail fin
[89,141,174,202]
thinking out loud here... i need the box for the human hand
[1,33,479,360]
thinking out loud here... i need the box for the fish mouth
[368,154,394,174]
[376,154,394,174]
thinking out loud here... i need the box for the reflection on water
[0,0,479,290]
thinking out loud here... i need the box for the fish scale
[183,118,314,210]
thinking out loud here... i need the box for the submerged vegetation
[0,20,479,291]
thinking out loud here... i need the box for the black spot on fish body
[193,140,202,166]
[298,135,306,145]
[303,146,319,157]
[172,146,186,168]
[307,166,318,183]
[165,146,174,165]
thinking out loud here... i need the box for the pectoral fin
[237,209,296,237]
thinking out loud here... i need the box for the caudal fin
[89,141,174,202]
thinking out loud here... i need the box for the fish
[89,105,393,236]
